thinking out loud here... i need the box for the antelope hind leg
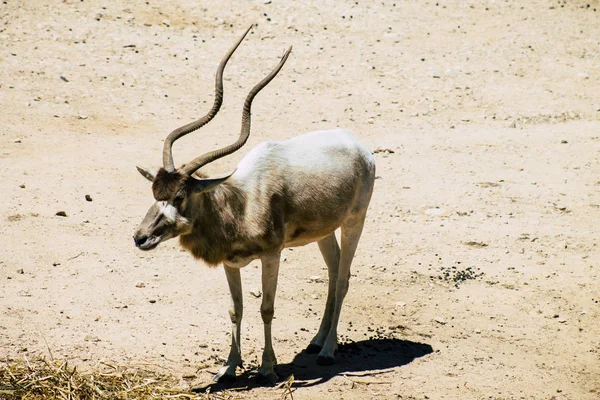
[317,216,365,365]
[306,232,341,354]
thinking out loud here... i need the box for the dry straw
[0,357,239,400]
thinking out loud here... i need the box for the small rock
[250,288,262,298]
[474,328,481,334]
[16,269,24,274]
[19,184,25,189]
[309,275,324,283]
[477,182,501,188]
[395,301,406,307]
[84,335,100,342]
[373,147,395,154]
[60,76,69,82]
[464,241,488,248]
[434,317,447,325]
[135,281,146,288]
[55,211,67,217]
[85,194,93,202]
[311,293,318,299]
[149,299,156,304]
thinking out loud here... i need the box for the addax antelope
[134,26,376,384]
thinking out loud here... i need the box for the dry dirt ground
[1,1,600,399]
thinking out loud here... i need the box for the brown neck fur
[179,182,247,266]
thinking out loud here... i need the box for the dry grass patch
[0,357,238,400]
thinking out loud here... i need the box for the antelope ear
[136,165,156,182]
[187,169,236,194]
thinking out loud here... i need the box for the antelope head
[133,26,292,251]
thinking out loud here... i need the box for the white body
[222,129,375,264]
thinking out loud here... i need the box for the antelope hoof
[213,366,237,383]
[305,343,322,354]
[256,370,278,386]
[316,355,336,366]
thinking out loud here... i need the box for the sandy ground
[1,0,600,399]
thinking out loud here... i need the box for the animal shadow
[195,337,433,392]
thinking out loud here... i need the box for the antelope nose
[134,234,148,247]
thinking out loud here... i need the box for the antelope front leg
[257,252,280,384]
[214,265,243,382]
